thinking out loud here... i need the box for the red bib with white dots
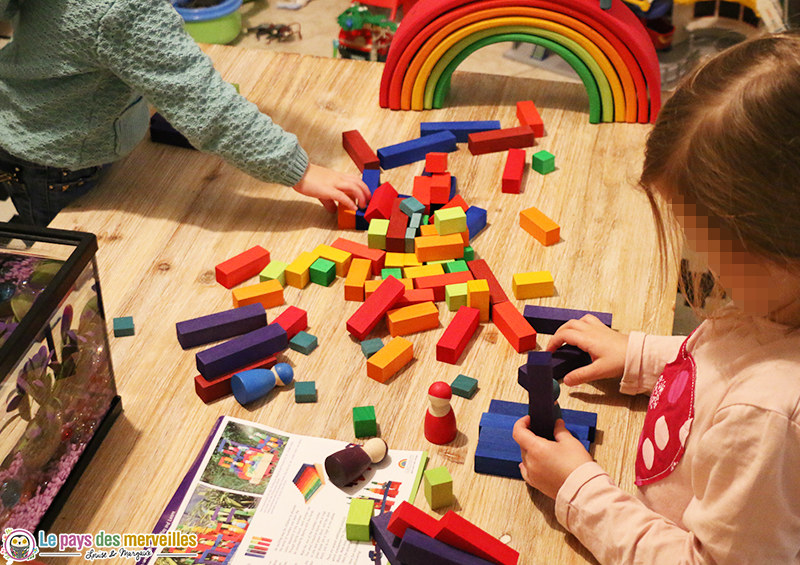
[635,334,696,486]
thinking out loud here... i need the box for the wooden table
[47,45,676,565]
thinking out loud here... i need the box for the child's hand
[545,315,629,386]
[512,416,594,499]
[293,163,371,213]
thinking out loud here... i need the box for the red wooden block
[501,148,526,194]
[435,511,519,565]
[429,173,451,204]
[467,259,509,305]
[436,306,480,364]
[365,182,398,222]
[441,194,469,212]
[414,271,474,302]
[215,245,270,289]
[332,237,386,276]
[516,100,545,137]
[338,203,356,229]
[386,198,409,253]
[412,176,432,214]
[346,276,405,340]
[387,501,442,539]
[273,305,307,340]
[343,130,380,171]
[194,356,276,403]
[426,152,448,174]
[467,126,535,156]
[395,288,436,307]
[492,301,537,353]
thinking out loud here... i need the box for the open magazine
[145,416,427,565]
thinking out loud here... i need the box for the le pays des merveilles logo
[0,528,39,563]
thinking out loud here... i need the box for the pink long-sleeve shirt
[555,311,800,564]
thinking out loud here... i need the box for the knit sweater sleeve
[0,0,18,19]
[95,0,308,187]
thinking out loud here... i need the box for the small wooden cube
[353,405,377,438]
[294,381,317,403]
[424,466,454,509]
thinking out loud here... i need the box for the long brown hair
[640,32,800,314]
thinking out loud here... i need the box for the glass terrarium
[0,223,121,532]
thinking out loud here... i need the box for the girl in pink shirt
[513,33,800,564]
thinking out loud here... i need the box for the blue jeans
[0,147,109,227]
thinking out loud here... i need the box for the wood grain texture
[46,46,677,564]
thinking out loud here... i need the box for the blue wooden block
[562,408,598,433]
[520,351,556,440]
[289,331,318,355]
[356,209,369,230]
[294,381,318,403]
[465,206,487,240]
[176,303,266,349]
[478,412,517,433]
[363,168,381,194]
[449,175,457,200]
[371,512,403,565]
[400,197,426,217]
[474,430,523,479]
[113,316,135,337]
[196,323,287,381]
[420,120,501,143]
[488,399,527,418]
[397,528,497,565]
[361,338,384,358]
[377,131,458,170]
[522,304,613,335]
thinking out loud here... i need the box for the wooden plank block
[398,528,497,565]
[468,126,535,156]
[467,259,509,305]
[467,279,490,323]
[436,306,480,364]
[333,237,386,276]
[176,303,267,349]
[378,131,458,169]
[343,129,380,171]
[415,234,464,263]
[344,257,372,302]
[501,148,526,194]
[232,279,284,309]
[347,276,405,340]
[522,304,613,334]
[512,271,554,299]
[215,245,270,289]
[404,263,445,279]
[434,511,519,565]
[387,501,442,539]
[194,356,276,404]
[395,288,436,307]
[272,305,307,340]
[433,207,467,236]
[415,270,474,302]
[387,301,439,336]
[420,120,501,143]
[371,512,403,565]
[519,351,556,441]
[314,244,353,277]
[516,100,545,137]
[285,251,317,289]
[367,336,414,383]
[491,301,536,354]
[519,206,560,246]
[386,198,410,253]
[196,323,288,381]
[365,277,413,298]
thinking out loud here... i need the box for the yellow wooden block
[404,264,445,279]
[520,206,560,246]
[364,278,413,298]
[285,251,316,289]
[512,271,555,299]
[467,279,491,322]
[232,279,284,309]
[386,301,439,336]
[367,336,414,383]
[403,253,423,267]
[385,252,405,268]
[314,244,352,277]
[344,258,372,302]
[415,234,464,263]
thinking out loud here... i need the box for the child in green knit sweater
[0,0,370,226]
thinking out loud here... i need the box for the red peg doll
[425,381,457,444]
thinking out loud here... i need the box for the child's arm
[96,0,368,210]
[0,0,17,19]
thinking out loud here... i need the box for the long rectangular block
[516,100,545,137]
[404,264,445,279]
[474,428,523,479]
[196,323,288,381]
[365,182,398,222]
[501,148,526,194]
[387,501,442,539]
[386,199,409,253]
[491,301,536,353]
[176,303,267,349]
[415,234,464,263]
[215,245,270,289]
[398,528,497,565]
[378,131,458,170]
[522,304,613,334]
[347,276,406,340]
[395,288,436,307]
[387,302,439,336]
[272,305,307,340]
[343,130,380,171]
[371,512,403,565]
[338,203,356,229]
[232,279,284,309]
[415,270,474,302]
[285,251,317,289]
[467,126,535,156]
[512,271,554,299]
[363,168,381,193]
[436,306,480,364]
[194,356,276,404]
[367,336,414,383]
[519,205,560,246]
[365,277,413,298]
[467,259,508,305]
[333,237,387,276]
[420,120,501,143]
[435,512,519,565]
[314,244,352,277]
[345,257,372,302]
[519,351,556,441]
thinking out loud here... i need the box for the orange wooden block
[365,278,413,298]
[367,336,414,383]
[520,206,560,246]
[516,100,545,137]
[395,288,436,307]
[467,279,491,323]
[415,234,464,263]
[232,279,284,309]
[344,258,372,302]
[492,301,537,353]
[338,204,356,229]
[386,301,439,336]
[420,224,438,237]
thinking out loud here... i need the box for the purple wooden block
[523,304,612,335]
[397,528,496,565]
[552,344,592,380]
[518,351,555,440]
[176,303,267,349]
[196,323,288,381]
[370,512,403,565]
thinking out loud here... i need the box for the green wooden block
[294,381,317,403]
[346,498,375,541]
[444,260,469,273]
[463,246,475,262]
[382,268,403,279]
[433,207,467,235]
[310,258,336,286]
[259,260,287,286]
[113,316,135,337]
[289,331,318,355]
[445,283,468,312]
[451,374,478,399]
[400,197,425,217]
[353,405,377,438]
[361,338,384,358]
[422,214,430,225]
[424,466,454,509]
[532,150,555,175]
[368,218,389,250]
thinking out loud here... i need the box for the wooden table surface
[47,45,676,565]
